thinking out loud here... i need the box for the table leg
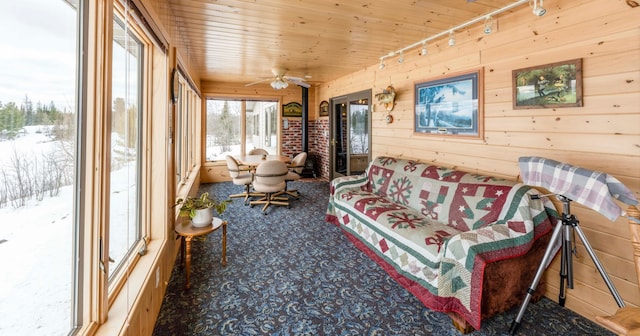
[221,221,227,267]
[179,237,185,269]
[184,236,193,289]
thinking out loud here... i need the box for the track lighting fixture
[378,0,535,69]
[532,0,546,16]
[484,16,494,34]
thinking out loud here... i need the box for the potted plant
[175,192,231,227]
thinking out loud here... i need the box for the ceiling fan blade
[284,76,311,88]
[245,78,271,86]
[290,80,311,88]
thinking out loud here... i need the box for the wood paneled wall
[317,0,640,324]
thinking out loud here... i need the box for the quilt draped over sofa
[326,156,557,330]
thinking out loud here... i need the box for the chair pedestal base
[274,189,299,199]
[249,193,289,214]
[229,185,264,204]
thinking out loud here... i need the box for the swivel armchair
[250,160,289,214]
[248,148,269,156]
[225,155,261,205]
[276,152,307,199]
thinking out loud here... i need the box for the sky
[0,0,77,111]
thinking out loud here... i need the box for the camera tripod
[509,194,626,335]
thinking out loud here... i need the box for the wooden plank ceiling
[164,0,525,86]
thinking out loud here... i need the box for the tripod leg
[558,224,573,306]
[573,225,626,308]
[510,221,563,335]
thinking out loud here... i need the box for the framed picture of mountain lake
[512,58,582,109]
[414,68,483,139]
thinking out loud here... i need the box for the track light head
[484,16,494,34]
[379,60,385,69]
[420,43,427,56]
[448,31,455,46]
[533,6,546,16]
[398,51,404,63]
[532,0,546,16]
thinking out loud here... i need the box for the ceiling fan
[245,68,311,89]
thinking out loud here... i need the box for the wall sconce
[448,31,455,46]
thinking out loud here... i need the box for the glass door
[348,97,370,175]
[330,90,371,179]
[331,98,348,177]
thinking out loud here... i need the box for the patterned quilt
[326,157,556,330]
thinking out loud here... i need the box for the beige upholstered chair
[250,160,289,214]
[248,148,269,156]
[276,152,307,199]
[225,155,260,205]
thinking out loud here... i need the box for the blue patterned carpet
[153,181,614,336]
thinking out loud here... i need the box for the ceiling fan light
[270,79,288,90]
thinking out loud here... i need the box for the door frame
[329,89,372,180]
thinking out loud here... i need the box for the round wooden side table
[175,217,227,289]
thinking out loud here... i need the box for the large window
[108,14,143,278]
[174,75,201,188]
[205,99,278,160]
[174,82,183,186]
[0,0,80,334]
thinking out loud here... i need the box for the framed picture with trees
[512,58,583,109]
[414,68,483,139]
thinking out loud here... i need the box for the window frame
[204,97,282,161]
[104,0,152,303]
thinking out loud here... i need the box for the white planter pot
[191,207,213,227]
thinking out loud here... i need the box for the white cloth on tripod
[518,156,638,221]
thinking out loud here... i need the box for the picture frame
[282,102,302,117]
[319,100,329,117]
[414,68,483,138]
[512,58,582,109]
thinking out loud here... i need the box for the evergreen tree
[215,101,236,152]
[0,102,25,138]
[22,95,34,126]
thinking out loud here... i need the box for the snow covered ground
[0,126,73,335]
[0,126,136,335]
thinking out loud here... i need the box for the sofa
[326,156,558,332]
